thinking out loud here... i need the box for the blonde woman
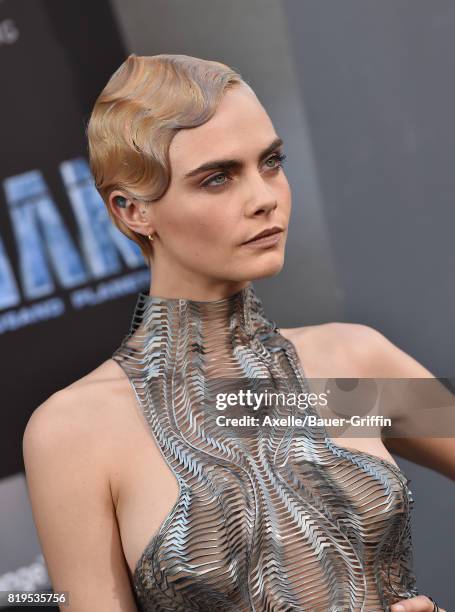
[23,54,451,612]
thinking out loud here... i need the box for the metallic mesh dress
[111,282,419,612]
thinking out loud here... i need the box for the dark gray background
[109,0,454,607]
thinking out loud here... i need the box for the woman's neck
[114,281,278,378]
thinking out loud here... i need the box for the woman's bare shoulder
[280,320,380,345]
[279,321,383,378]
[23,358,129,458]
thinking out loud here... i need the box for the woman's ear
[108,190,156,237]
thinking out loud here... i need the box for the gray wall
[110,0,454,607]
[284,0,455,375]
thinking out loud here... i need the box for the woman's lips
[241,230,283,248]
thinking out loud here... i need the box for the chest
[110,327,400,580]
[114,397,412,611]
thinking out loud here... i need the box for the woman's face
[117,83,292,293]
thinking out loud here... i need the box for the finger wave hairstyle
[85,53,246,266]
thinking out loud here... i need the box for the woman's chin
[245,255,285,279]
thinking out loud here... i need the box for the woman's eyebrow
[183,136,284,179]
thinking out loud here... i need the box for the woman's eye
[202,173,228,188]
[200,152,287,189]
[265,153,287,169]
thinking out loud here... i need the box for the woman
[23,54,451,611]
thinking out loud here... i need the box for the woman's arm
[359,325,455,481]
[23,389,138,612]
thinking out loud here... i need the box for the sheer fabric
[112,283,418,611]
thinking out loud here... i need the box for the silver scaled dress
[111,282,419,612]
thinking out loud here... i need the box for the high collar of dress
[121,282,278,363]
[133,282,274,339]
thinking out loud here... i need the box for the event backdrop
[0,1,149,607]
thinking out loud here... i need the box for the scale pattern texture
[112,283,419,611]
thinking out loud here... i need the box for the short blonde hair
[86,53,245,265]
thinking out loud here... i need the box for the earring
[148,233,154,242]
[115,195,127,208]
